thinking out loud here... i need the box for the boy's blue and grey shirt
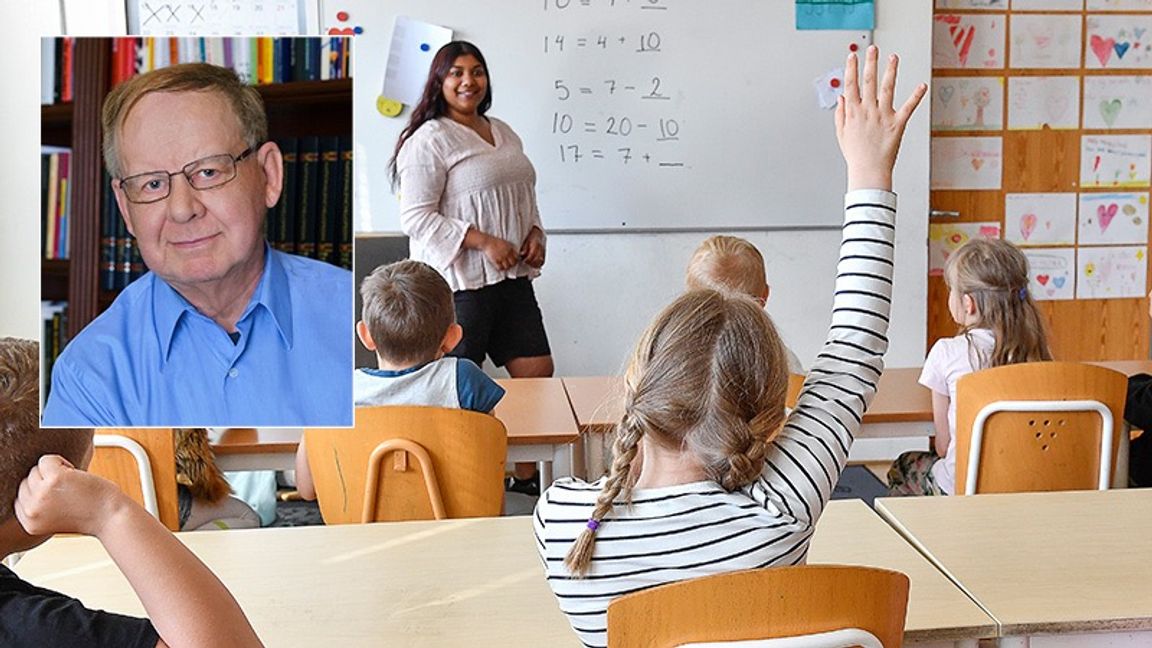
[355,356,505,413]
[534,190,897,648]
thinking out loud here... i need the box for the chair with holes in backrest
[90,429,180,531]
[607,564,909,648]
[954,362,1127,495]
[305,406,508,523]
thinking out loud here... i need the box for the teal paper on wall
[796,0,875,30]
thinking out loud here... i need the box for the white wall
[527,1,931,376]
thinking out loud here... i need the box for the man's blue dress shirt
[43,247,353,427]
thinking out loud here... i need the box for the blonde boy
[0,338,262,647]
[686,236,804,373]
[295,260,505,499]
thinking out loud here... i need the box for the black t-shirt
[0,564,159,648]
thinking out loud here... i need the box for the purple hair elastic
[1018,287,1028,301]
[586,518,600,531]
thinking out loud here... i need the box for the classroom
[2,0,1152,646]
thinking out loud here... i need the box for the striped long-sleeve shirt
[533,190,897,648]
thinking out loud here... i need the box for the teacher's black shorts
[450,277,552,368]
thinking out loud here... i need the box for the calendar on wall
[127,1,320,35]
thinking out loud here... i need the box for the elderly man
[43,63,352,426]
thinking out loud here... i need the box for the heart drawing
[940,85,956,105]
[1099,203,1119,233]
[1037,274,1050,286]
[971,158,985,171]
[1091,35,1116,66]
[1115,41,1132,59]
[1100,99,1123,127]
[1053,276,1066,289]
[1020,213,1037,241]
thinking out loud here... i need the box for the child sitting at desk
[533,46,926,648]
[295,260,505,499]
[686,235,804,373]
[888,238,1052,496]
[0,338,263,647]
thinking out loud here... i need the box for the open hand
[14,455,127,538]
[835,45,927,192]
[520,228,546,268]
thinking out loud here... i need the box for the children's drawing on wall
[1077,246,1149,299]
[931,77,1003,130]
[1086,15,1152,69]
[929,222,1002,276]
[1024,248,1076,301]
[1087,0,1152,12]
[795,0,875,30]
[1079,192,1150,245]
[1083,76,1152,130]
[1014,0,1089,9]
[1004,193,1077,246]
[1008,76,1080,130]
[1009,14,1082,69]
[934,0,1006,9]
[931,136,1004,190]
[1080,135,1152,188]
[932,14,1004,69]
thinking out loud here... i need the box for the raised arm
[16,456,264,648]
[754,47,926,526]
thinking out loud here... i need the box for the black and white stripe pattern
[533,190,897,648]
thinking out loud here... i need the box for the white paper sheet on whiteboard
[126,0,316,35]
[382,16,452,106]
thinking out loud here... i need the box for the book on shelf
[317,136,340,266]
[41,147,71,260]
[295,136,320,260]
[273,137,299,255]
[338,136,353,269]
[40,301,69,398]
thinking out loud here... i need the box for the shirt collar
[153,244,295,361]
[361,359,435,378]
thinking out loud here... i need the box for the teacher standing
[390,42,553,491]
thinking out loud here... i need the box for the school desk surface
[12,500,995,647]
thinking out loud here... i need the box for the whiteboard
[345,0,883,232]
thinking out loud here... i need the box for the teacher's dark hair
[388,41,493,188]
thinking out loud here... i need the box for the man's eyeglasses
[118,146,256,204]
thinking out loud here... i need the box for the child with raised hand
[888,238,1052,496]
[533,46,926,648]
[0,339,263,648]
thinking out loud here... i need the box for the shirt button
[228,368,239,378]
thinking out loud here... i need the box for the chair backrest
[786,374,806,410]
[90,429,180,531]
[954,362,1127,495]
[306,406,508,523]
[607,565,910,648]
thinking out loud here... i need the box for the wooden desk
[13,501,992,647]
[211,378,583,484]
[810,500,996,646]
[877,489,1152,645]
[564,368,935,437]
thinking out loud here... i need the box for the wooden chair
[607,565,909,648]
[306,406,508,523]
[954,362,1127,495]
[786,373,806,409]
[90,429,180,531]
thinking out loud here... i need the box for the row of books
[270,136,354,268]
[95,135,352,291]
[41,36,351,104]
[41,148,72,260]
[41,301,69,399]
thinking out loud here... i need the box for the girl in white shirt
[534,46,926,648]
[888,238,1052,496]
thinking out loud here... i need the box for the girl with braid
[532,46,926,648]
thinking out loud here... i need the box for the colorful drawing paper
[1085,15,1152,69]
[932,77,1004,131]
[1004,193,1078,245]
[1010,14,1083,68]
[1080,135,1152,188]
[935,0,1006,7]
[1083,76,1152,130]
[1087,0,1152,10]
[1008,76,1080,130]
[933,14,1005,69]
[1077,246,1148,299]
[1078,192,1150,244]
[1024,248,1077,300]
[929,222,1002,276]
[931,137,1004,190]
[796,0,875,30]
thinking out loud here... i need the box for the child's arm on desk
[16,456,264,648]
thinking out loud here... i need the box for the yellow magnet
[377,96,403,117]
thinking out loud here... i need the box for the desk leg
[539,460,554,490]
[999,637,1028,648]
